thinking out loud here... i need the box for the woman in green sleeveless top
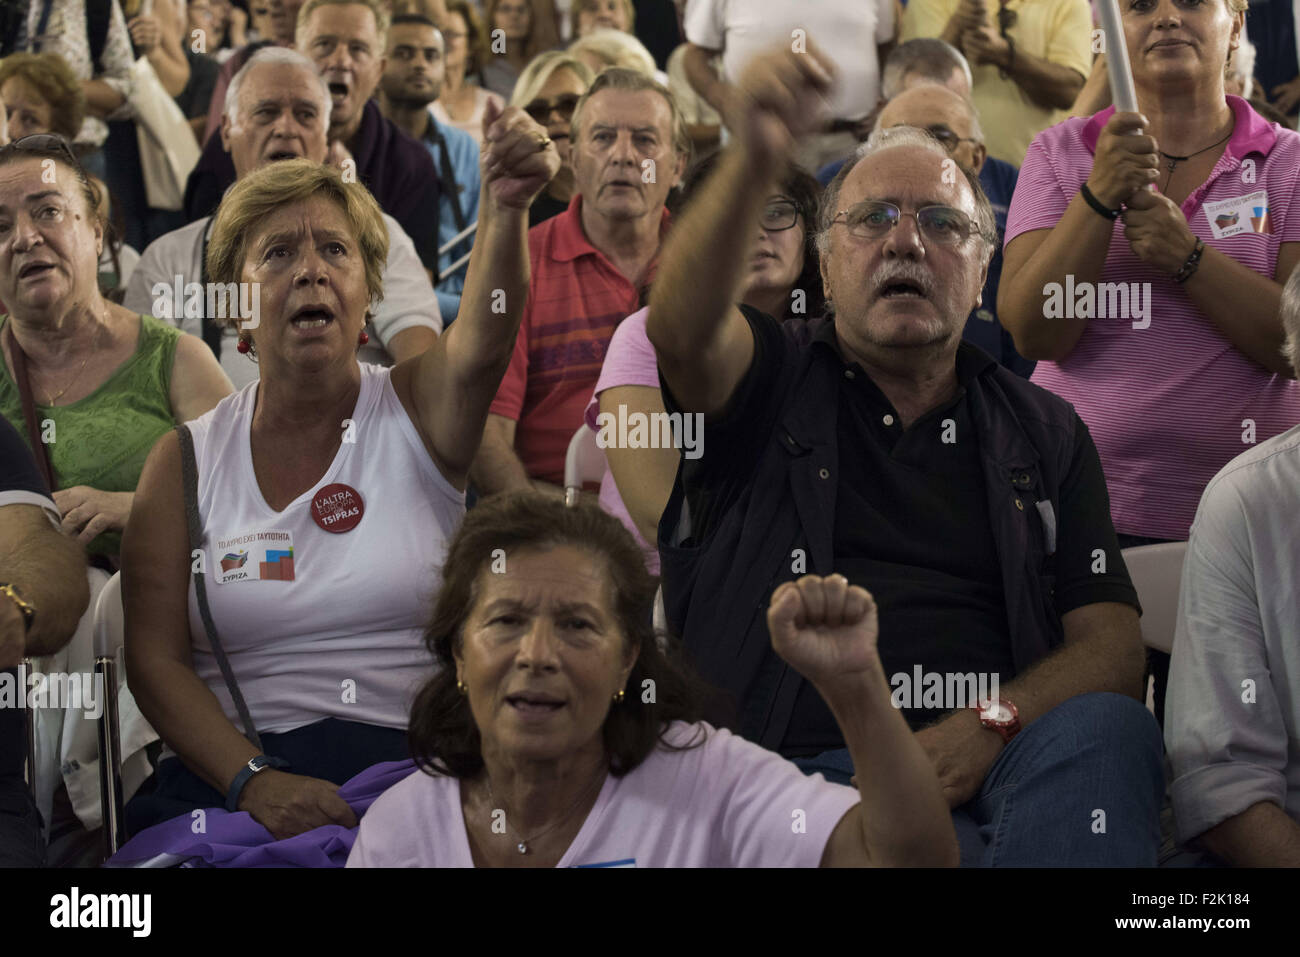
[0,137,232,560]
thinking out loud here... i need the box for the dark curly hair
[407,493,719,780]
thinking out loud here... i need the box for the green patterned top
[0,314,181,558]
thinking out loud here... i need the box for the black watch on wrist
[0,583,35,633]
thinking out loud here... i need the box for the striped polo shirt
[1006,96,1300,540]
[490,195,669,485]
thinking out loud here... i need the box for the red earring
[357,330,369,346]
[236,337,252,354]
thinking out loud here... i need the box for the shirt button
[844,369,855,380]
[882,414,895,426]
[818,468,830,479]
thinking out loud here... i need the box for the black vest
[658,317,1077,753]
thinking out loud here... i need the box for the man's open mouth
[266,149,301,161]
[328,82,349,101]
[879,280,927,299]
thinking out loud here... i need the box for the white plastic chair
[1122,542,1187,715]
[92,572,127,857]
[1122,542,1187,655]
[563,423,607,507]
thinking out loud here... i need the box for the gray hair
[225,46,333,124]
[882,38,973,100]
[816,126,997,258]
[1282,261,1300,374]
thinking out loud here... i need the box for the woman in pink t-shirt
[583,157,824,573]
[999,0,1300,543]
[348,494,956,867]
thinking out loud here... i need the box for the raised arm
[394,102,559,489]
[768,576,958,867]
[647,44,834,417]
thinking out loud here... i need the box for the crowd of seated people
[2,0,1299,870]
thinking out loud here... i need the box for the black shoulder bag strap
[429,124,466,286]
[176,423,263,751]
[86,0,112,67]
[32,0,55,51]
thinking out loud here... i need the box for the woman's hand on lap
[238,769,359,841]
[52,487,133,546]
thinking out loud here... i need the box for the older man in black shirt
[647,43,1164,865]
[0,417,90,866]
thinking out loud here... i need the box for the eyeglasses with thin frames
[830,200,982,246]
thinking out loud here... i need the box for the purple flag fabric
[107,759,419,868]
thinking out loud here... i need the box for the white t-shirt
[684,0,895,122]
[347,722,860,867]
[122,213,442,390]
[184,363,465,735]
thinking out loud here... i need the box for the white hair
[882,38,973,100]
[225,46,333,125]
[1282,261,1300,374]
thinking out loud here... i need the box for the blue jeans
[793,692,1165,866]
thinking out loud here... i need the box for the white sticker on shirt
[1203,189,1273,239]
[214,529,295,583]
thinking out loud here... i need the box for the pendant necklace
[1159,128,1233,174]
[486,769,606,855]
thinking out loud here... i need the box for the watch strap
[225,754,289,812]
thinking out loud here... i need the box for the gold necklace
[42,350,92,406]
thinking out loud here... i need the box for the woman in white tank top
[122,114,561,841]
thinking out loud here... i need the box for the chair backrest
[1121,542,1188,655]
[93,571,125,661]
[564,423,608,507]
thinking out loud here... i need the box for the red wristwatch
[975,698,1021,743]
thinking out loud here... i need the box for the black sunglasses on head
[0,133,85,174]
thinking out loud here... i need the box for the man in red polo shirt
[470,68,688,495]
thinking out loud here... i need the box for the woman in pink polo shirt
[999,0,1300,550]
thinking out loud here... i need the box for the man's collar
[550,194,673,263]
[1080,95,1277,160]
[813,316,996,386]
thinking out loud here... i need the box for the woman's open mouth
[290,307,335,331]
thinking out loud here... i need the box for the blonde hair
[568,27,655,77]
[509,51,594,107]
[207,159,389,324]
[296,0,390,48]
